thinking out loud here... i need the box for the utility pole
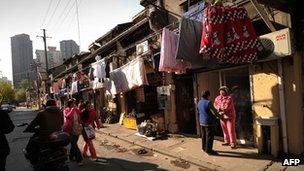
[30,62,41,109]
[37,29,51,95]
[43,29,49,73]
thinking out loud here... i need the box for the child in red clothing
[80,101,101,161]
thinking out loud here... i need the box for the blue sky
[0,0,144,80]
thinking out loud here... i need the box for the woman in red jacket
[80,101,101,161]
[63,99,83,166]
[214,86,237,149]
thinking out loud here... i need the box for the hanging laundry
[175,2,213,68]
[183,1,206,22]
[70,81,79,94]
[105,59,110,78]
[90,59,108,90]
[92,78,111,90]
[72,71,83,82]
[106,80,117,95]
[110,69,129,93]
[159,28,191,74]
[91,78,100,90]
[91,59,107,79]
[72,73,77,80]
[152,52,160,71]
[200,5,260,64]
[126,58,149,88]
[110,57,148,94]
[88,67,94,81]
[176,17,213,68]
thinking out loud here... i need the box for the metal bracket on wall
[250,0,276,32]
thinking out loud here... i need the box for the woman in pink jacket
[80,101,101,161]
[63,99,84,166]
[214,86,237,149]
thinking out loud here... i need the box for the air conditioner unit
[259,28,293,58]
[136,40,149,56]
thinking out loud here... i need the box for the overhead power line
[40,0,53,28]
[53,0,83,38]
[45,0,62,29]
[75,0,81,49]
[53,0,76,34]
[63,14,77,34]
[49,0,73,31]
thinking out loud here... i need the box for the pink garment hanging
[200,5,260,64]
[159,28,191,74]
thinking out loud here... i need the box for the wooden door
[175,76,196,134]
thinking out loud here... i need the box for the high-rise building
[60,40,80,60]
[11,34,34,87]
[36,46,62,69]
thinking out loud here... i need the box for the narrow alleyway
[96,124,304,171]
[5,108,204,171]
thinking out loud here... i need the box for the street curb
[96,130,225,171]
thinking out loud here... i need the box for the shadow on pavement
[70,157,168,171]
[216,150,274,160]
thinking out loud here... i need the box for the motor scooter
[17,123,70,171]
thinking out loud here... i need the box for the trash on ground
[170,159,191,169]
[131,148,154,156]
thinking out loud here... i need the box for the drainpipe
[277,59,288,153]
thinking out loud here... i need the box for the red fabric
[214,94,237,145]
[63,107,81,133]
[220,119,237,145]
[80,108,100,128]
[83,139,97,159]
[214,95,236,119]
[200,5,260,64]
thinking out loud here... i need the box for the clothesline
[58,21,180,81]
[55,20,180,80]
[97,21,180,62]
[64,21,181,78]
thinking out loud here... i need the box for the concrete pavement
[5,108,303,171]
[75,133,205,171]
[6,108,36,171]
[5,108,205,171]
[98,124,304,171]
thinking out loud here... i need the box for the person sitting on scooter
[24,99,64,164]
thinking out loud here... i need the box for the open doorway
[220,67,254,142]
[196,67,254,143]
[175,75,197,134]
